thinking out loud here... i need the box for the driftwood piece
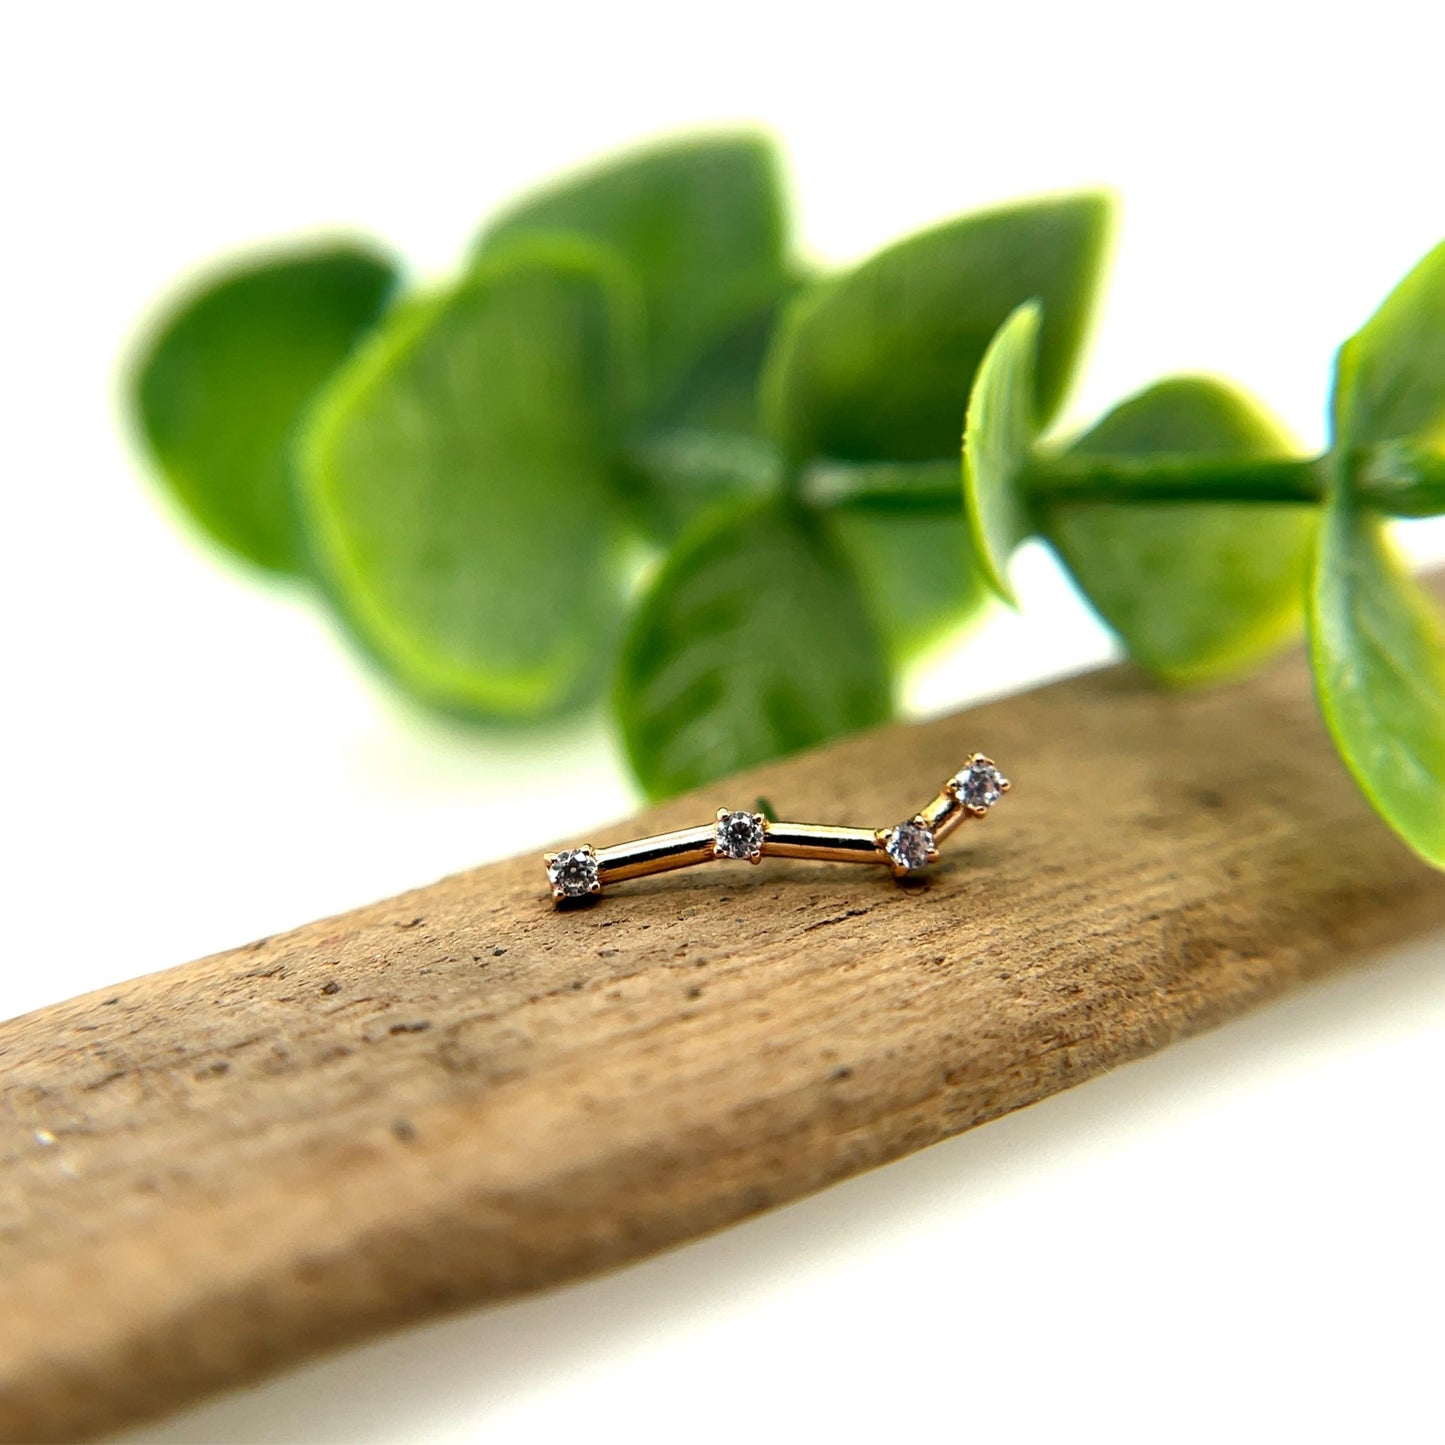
[3,620,1445,1441]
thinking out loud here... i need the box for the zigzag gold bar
[919,788,967,842]
[544,758,1009,902]
[761,822,885,864]
[595,826,717,883]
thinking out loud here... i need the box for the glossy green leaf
[619,295,795,542]
[1045,377,1314,683]
[648,293,794,436]
[616,500,892,798]
[1331,237,1445,452]
[478,132,789,398]
[299,240,634,718]
[134,242,398,572]
[1308,497,1445,867]
[828,510,990,665]
[762,191,1113,464]
[961,300,1043,605]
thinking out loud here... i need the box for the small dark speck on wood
[804,908,871,933]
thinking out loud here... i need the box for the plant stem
[1031,453,1325,504]
[805,450,1445,517]
[800,459,964,512]
[627,429,1445,519]
[804,454,1323,511]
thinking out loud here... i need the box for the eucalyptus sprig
[131,131,1445,868]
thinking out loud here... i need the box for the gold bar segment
[762,822,887,865]
[595,825,717,884]
[919,788,967,842]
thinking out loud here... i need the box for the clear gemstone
[953,760,1006,809]
[548,847,599,898]
[884,820,935,871]
[715,810,765,859]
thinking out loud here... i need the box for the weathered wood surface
[3,624,1445,1442]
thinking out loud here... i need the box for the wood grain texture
[3,631,1445,1441]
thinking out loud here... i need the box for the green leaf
[1331,237,1445,452]
[647,292,796,436]
[762,191,1113,464]
[828,509,990,665]
[618,293,798,543]
[478,131,790,400]
[961,300,1043,605]
[1308,497,1445,867]
[133,242,398,572]
[299,239,634,719]
[616,499,892,798]
[1044,377,1315,683]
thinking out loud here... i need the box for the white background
[3,3,1443,1441]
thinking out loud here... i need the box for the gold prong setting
[546,845,601,901]
[949,754,1010,812]
[879,816,938,876]
[714,807,767,863]
[542,757,1009,905]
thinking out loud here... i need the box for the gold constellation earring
[542,756,1009,905]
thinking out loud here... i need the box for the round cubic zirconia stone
[715,810,765,859]
[884,820,934,871]
[953,760,1006,809]
[548,848,599,898]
